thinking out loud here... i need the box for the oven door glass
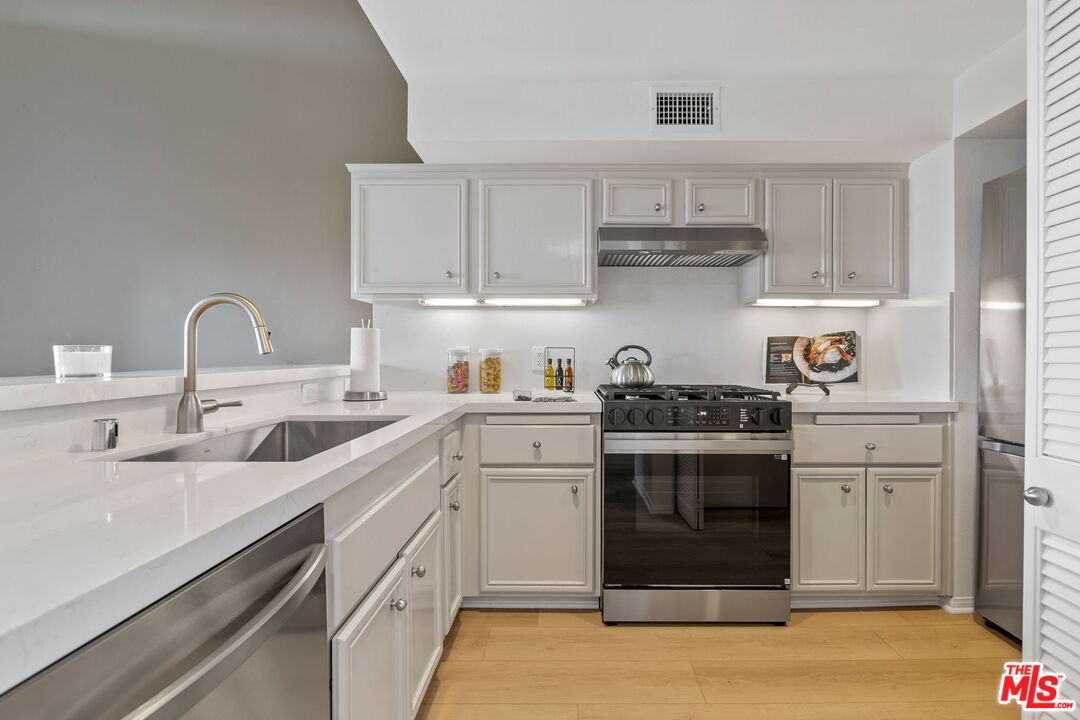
[603,451,790,588]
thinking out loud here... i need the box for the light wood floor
[418,607,1021,720]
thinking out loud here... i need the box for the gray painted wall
[0,0,418,377]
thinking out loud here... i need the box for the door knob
[453,451,464,460]
[654,202,663,212]
[390,598,408,612]
[450,500,461,511]
[445,270,454,279]
[810,271,821,279]
[865,442,877,450]
[533,441,542,448]
[847,271,857,279]
[493,271,501,280]
[697,203,706,212]
[571,485,579,495]
[412,565,427,578]
[882,484,894,495]
[840,484,851,494]
[1024,487,1052,507]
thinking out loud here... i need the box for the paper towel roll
[350,327,381,392]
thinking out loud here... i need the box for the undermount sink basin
[122,419,399,463]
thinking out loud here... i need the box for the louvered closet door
[1027,1,1080,715]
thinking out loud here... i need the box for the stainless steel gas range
[597,384,793,624]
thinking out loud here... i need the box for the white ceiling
[360,0,1024,81]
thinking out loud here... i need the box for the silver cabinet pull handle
[445,270,454,279]
[533,441,541,449]
[571,485,579,495]
[882,484,894,495]
[865,442,876,450]
[493,271,502,280]
[847,271,857,279]
[450,501,461,511]
[840,484,851,494]
[810,271,821,279]
[1024,487,1052,507]
[411,565,427,578]
[453,452,464,461]
[390,598,408,612]
[654,202,663,212]
[697,203,706,212]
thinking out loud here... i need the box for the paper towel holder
[344,389,388,402]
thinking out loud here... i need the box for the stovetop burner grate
[597,384,781,402]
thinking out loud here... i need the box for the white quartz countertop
[785,391,960,413]
[0,392,600,694]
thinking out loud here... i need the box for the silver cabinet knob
[865,442,876,450]
[697,203,706,212]
[412,565,427,578]
[840,484,851,494]
[450,500,461,511]
[571,485,579,495]
[390,598,408,612]
[493,271,501,280]
[445,270,454,279]
[453,451,464,461]
[1024,486,1052,507]
[847,271,857,279]
[810,271,821,279]
[882,484,894,495]
[532,440,542,449]
[654,202,663,212]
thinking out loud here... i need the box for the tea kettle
[606,345,655,388]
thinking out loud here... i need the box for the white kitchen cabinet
[601,177,673,224]
[867,468,941,592]
[763,177,833,293]
[441,475,463,634]
[332,559,409,720]
[478,177,594,295]
[401,512,442,717]
[479,467,595,593]
[833,178,904,295]
[685,177,757,225]
[792,468,866,591]
[350,179,468,297]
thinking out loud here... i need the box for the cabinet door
[439,429,463,485]
[402,512,442,717]
[833,178,904,295]
[763,177,832,293]
[479,178,594,294]
[792,468,865,591]
[867,468,941,592]
[601,177,673,224]
[441,476,463,634]
[685,178,757,225]
[351,179,468,296]
[333,559,408,720]
[480,467,594,593]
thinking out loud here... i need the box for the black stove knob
[627,408,646,426]
[748,407,762,425]
[769,407,783,426]
[607,408,626,426]
[646,408,664,426]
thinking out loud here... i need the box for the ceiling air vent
[650,87,720,132]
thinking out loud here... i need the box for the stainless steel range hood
[598,226,767,267]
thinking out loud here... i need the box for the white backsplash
[373,268,873,393]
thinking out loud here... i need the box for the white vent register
[650,87,720,131]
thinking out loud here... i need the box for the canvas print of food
[792,331,858,383]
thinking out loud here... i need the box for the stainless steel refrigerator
[975,167,1026,640]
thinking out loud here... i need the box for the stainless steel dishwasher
[0,506,329,720]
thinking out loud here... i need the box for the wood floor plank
[896,608,981,626]
[873,624,1021,659]
[536,610,605,628]
[577,701,1020,719]
[442,627,492,662]
[417,703,577,719]
[788,609,913,628]
[453,610,539,629]
[483,626,900,661]
[691,657,1013,703]
[427,661,705,704]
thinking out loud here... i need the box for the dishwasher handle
[124,542,327,720]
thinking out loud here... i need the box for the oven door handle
[604,438,793,455]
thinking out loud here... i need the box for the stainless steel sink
[121,419,399,462]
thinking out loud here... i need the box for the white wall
[953,32,1027,138]
[374,268,869,392]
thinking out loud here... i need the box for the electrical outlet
[301,382,319,405]
[531,346,546,371]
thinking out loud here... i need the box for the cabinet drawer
[439,429,462,484]
[794,424,943,465]
[329,456,440,628]
[479,425,595,465]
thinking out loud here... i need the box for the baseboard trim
[792,594,940,609]
[941,595,975,614]
[462,596,600,610]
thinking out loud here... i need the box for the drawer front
[479,425,595,465]
[685,178,757,225]
[330,456,440,628]
[440,429,462,484]
[794,424,943,465]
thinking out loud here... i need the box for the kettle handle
[614,344,652,366]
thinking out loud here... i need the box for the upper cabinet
[350,178,468,297]
[685,177,757,225]
[479,177,594,295]
[833,178,903,294]
[763,177,833,294]
[602,177,673,224]
[599,174,758,227]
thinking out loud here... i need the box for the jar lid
[478,348,503,354]
[448,346,471,353]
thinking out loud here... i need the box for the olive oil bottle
[545,358,555,390]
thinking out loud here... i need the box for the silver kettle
[606,345,655,388]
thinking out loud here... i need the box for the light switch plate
[531,346,546,371]
[301,382,319,404]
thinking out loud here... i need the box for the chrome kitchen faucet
[176,293,273,433]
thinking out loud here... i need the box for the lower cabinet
[441,475,463,633]
[792,466,941,595]
[403,512,443,716]
[479,467,595,593]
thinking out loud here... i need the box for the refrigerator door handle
[977,438,1026,457]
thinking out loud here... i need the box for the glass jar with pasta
[447,347,470,393]
[478,348,503,393]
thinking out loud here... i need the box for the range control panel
[602,401,791,432]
